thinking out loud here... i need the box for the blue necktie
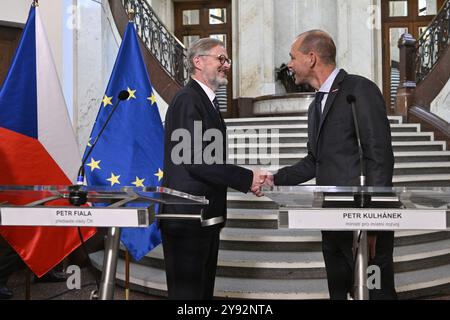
[315,91,325,133]
[213,97,221,113]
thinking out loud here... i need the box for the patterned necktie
[212,97,221,113]
[314,91,325,133]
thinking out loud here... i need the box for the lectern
[263,185,450,300]
[0,185,208,300]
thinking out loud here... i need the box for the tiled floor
[3,267,450,300]
[5,268,162,300]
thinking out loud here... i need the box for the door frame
[381,0,445,113]
[174,0,233,117]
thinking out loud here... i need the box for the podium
[0,185,208,300]
[262,185,450,300]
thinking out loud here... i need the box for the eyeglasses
[198,54,232,66]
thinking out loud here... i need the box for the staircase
[91,115,450,299]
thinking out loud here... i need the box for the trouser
[0,239,23,285]
[161,222,221,300]
[321,230,397,300]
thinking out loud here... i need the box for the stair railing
[121,0,188,86]
[415,0,450,83]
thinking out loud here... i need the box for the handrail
[121,0,188,85]
[408,106,450,149]
[415,0,450,83]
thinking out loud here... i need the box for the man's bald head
[295,30,336,66]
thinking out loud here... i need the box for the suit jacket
[274,69,394,186]
[161,79,253,229]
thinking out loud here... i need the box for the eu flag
[84,21,164,260]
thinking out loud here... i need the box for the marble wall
[74,0,169,152]
[147,0,175,32]
[233,0,276,98]
[336,0,383,87]
[431,80,450,123]
[0,0,66,92]
[233,0,383,97]
[75,0,103,153]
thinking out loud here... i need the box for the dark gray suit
[274,70,397,299]
[161,79,253,299]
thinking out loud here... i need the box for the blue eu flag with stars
[83,21,164,260]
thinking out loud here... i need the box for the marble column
[234,0,276,98]
[75,0,103,152]
[336,0,382,87]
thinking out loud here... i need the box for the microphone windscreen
[118,90,130,101]
[346,94,356,104]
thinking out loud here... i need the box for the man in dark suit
[264,30,396,300]
[160,38,265,299]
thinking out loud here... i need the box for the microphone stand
[69,90,130,206]
[348,95,370,300]
[67,90,129,300]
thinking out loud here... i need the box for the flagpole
[125,249,130,300]
[123,6,134,303]
[25,268,31,300]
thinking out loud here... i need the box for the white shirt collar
[193,78,216,103]
[319,68,340,93]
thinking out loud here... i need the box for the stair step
[226,209,279,229]
[218,227,450,251]
[234,160,450,175]
[227,123,418,133]
[134,238,450,279]
[229,141,445,153]
[90,251,450,299]
[228,132,434,144]
[224,115,403,126]
[393,174,450,186]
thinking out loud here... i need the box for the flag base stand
[25,269,31,300]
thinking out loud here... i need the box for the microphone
[347,94,371,207]
[69,90,130,206]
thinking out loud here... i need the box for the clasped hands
[250,169,274,197]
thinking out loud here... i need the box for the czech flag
[0,4,96,277]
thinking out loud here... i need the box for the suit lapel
[188,80,226,130]
[316,70,347,143]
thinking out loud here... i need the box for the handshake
[250,169,274,197]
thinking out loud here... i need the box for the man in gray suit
[265,30,396,299]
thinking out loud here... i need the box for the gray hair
[187,38,225,76]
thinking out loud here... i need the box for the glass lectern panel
[0,185,208,228]
[0,185,208,206]
[263,186,450,209]
[262,186,450,231]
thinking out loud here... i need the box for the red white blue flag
[0,5,96,277]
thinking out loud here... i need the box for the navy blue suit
[274,70,397,299]
[161,79,253,299]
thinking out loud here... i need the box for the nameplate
[0,207,149,227]
[283,209,447,230]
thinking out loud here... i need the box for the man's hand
[250,169,271,197]
[263,172,274,187]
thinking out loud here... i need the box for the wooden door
[381,0,445,113]
[174,0,232,117]
[0,25,23,87]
